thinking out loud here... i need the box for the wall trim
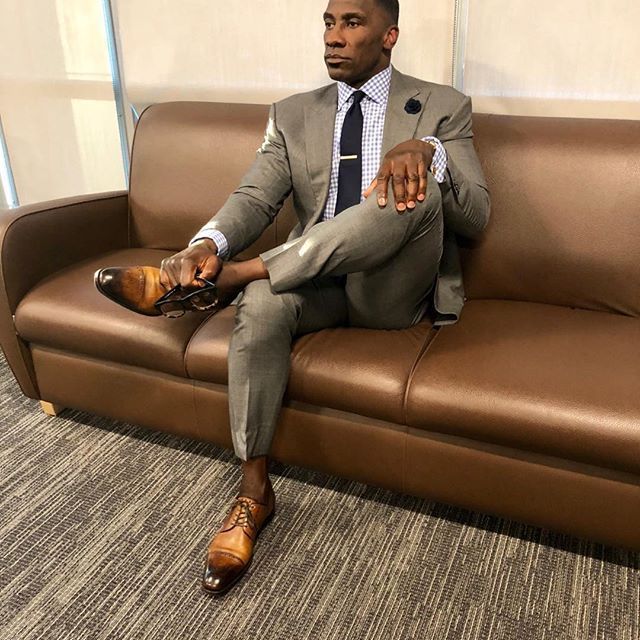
[0,116,19,208]
[101,0,132,182]
[452,0,470,91]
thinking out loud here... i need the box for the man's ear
[383,26,399,53]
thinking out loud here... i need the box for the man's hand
[159,239,222,290]
[363,139,435,214]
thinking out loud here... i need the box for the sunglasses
[154,275,219,318]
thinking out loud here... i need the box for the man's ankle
[219,259,269,291]
[237,480,272,503]
[238,462,271,502]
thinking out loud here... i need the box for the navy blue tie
[334,90,365,215]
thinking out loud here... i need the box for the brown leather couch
[2,103,639,551]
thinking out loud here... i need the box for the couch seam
[182,314,219,379]
[126,104,155,248]
[400,326,443,494]
[401,423,408,494]
[190,379,200,436]
[401,327,441,427]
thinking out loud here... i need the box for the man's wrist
[422,138,437,154]
[421,136,447,184]
[189,229,229,258]
[194,238,218,254]
[421,139,437,164]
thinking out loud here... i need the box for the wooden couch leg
[40,401,64,416]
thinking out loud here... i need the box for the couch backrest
[464,114,640,317]
[128,101,296,259]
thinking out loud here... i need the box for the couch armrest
[0,190,129,398]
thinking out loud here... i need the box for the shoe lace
[230,498,257,530]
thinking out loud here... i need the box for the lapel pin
[404,98,422,115]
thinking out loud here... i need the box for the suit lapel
[380,68,432,161]
[304,84,337,216]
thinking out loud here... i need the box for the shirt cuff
[421,136,447,184]
[189,229,229,259]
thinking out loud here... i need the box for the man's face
[323,0,398,88]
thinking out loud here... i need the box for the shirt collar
[337,64,392,111]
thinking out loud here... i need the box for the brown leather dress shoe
[202,490,276,595]
[95,265,242,318]
[94,266,166,316]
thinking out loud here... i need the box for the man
[96,0,490,595]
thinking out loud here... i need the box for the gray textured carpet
[1,354,639,640]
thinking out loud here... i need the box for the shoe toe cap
[202,553,246,594]
[202,571,226,592]
[94,267,122,297]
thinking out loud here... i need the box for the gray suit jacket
[202,67,490,326]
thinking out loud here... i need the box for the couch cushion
[184,307,237,384]
[406,299,640,475]
[186,315,436,425]
[15,249,213,378]
[465,115,640,317]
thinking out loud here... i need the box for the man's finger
[405,158,420,209]
[159,262,172,291]
[179,260,198,289]
[198,256,222,282]
[363,178,377,199]
[417,158,428,201]
[160,258,179,290]
[375,166,391,207]
[391,163,407,213]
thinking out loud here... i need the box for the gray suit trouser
[227,180,444,460]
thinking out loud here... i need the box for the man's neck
[344,64,392,90]
[337,65,393,108]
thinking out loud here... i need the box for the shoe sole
[201,505,276,596]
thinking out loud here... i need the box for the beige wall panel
[0,0,125,205]
[113,0,456,105]
[1,86,124,204]
[465,0,640,118]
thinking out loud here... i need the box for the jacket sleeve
[192,102,293,258]
[436,95,491,239]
